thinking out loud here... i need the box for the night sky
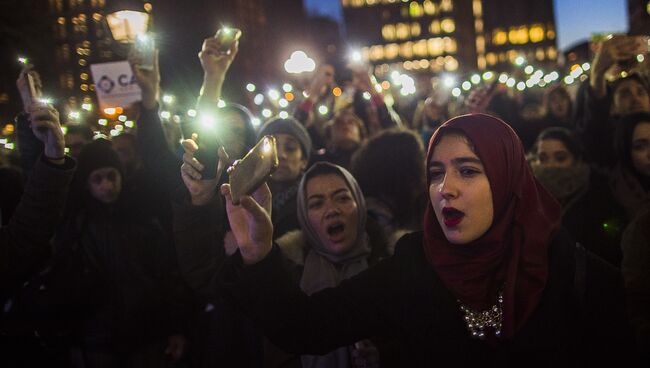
[303,0,629,51]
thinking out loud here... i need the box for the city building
[341,0,558,76]
[628,0,650,35]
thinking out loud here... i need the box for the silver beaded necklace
[457,290,504,339]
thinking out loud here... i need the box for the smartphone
[214,27,242,54]
[135,33,155,70]
[193,126,224,180]
[18,58,40,99]
[228,135,278,205]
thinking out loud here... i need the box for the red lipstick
[442,207,464,227]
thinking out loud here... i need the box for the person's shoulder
[393,231,424,258]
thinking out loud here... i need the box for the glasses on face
[89,171,118,185]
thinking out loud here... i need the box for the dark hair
[324,108,367,146]
[220,103,257,149]
[65,124,94,140]
[304,161,345,183]
[351,129,426,227]
[544,85,573,119]
[615,112,650,171]
[608,73,649,97]
[533,127,582,161]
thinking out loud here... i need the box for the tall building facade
[48,0,131,112]
[341,0,557,76]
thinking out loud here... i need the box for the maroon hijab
[423,114,561,338]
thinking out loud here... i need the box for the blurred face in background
[330,113,361,150]
[306,174,359,256]
[112,134,139,173]
[631,122,650,177]
[548,91,571,120]
[220,111,249,159]
[535,139,576,169]
[88,167,122,204]
[271,133,307,184]
[612,79,650,116]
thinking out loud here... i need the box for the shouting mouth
[326,221,346,242]
[442,207,465,227]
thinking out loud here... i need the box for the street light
[284,51,315,74]
[104,1,152,56]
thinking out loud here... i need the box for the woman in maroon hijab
[218,114,634,366]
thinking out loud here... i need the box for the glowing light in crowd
[82,103,92,111]
[564,76,575,84]
[18,57,28,64]
[98,119,108,126]
[462,81,472,90]
[115,124,124,131]
[516,82,525,91]
[200,114,215,129]
[5,143,15,150]
[470,74,481,84]
[380,82,390,90]
[279,99,289,108]
[39,98,53,105]
[262,109,272,118]
[582,63,591,71]
[482,71,494,81]
[498,74,508,83]
[282,83,293,93]
[363,92,372,100]
[68,111,80,120]
[187,109,197,117]
[350,50,363,63]
[638,54,645,63]
[524,66,534,74]
[246,83,256,92]
[268,89,280,100]
[61,127,67,135]
[104,107,116,115]
[163,95,174,104]
[279,111,289,119]
[106,10,150,43]
[254,94,264,105]
[443,75,456,88]
[125,121,135,128]
[285,92,295,101]
[217,99,227,108]
[515,56,525,66]
[118,115,127,122]
[506,78,516,88]
[0,138,7,144]
[284,51,315,74]
[375,84,383,93]
[452,88,461,97]
[251,117,261,127]
[333,87,343,96]
[110,129,120,137]
[318,105,329,115]
[160,111,171,119]
[302,91,309,98]
[397,74,416,95]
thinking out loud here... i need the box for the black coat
[219,230,636,367]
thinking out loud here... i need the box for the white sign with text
[90,61,141,110]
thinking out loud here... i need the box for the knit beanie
[258,117,312,159]
[76,138,124,182]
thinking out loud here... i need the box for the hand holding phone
[228,136,279,205]
[193,127,226,180]
[135,33,156,71]
[215,27,242,54]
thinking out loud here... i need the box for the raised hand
[180,133,230,205]
[220,182,273,265]
[128,47,160,109]
[16,67,43,113]
[27,102,65,164]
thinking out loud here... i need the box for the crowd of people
[0,30,649,367]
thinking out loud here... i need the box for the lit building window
[473,0,482,16]
[547,46,557,60]
[546,25,556,40]
[507,50,518,62]
[441,19,455,33]
[429,20,441,34]
[486,52,497,65]
[536,47,545,61]
[477,55,487,70]
[419,59,430,69]
[50,0,64,12]
[409,2,423,17]
[475,35,485,53]
[396,23,409,39]
[423,0,436,15]
[382,24,396,40]
[57,17,65,25]
[65,71,74,90]
[414,39,428,57]
[61,44,70,62]
[428,38,443,56]
[80,72,89,81]
[440,0,453,12]
[444,37,457,53]
[80,84,89,91]
[498,52,507,62]
[403,61,413,70]
[492,29,507,45]
[411,22,421,37]
[400,42,414,58]
[508,26,528,44]
[444,56,459,71]
[370,45,384,61]
[79,59,87,66]
[475,19,483,33]
[529,24,545,43]
[385,43,400,59]
[93,13,103,22]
